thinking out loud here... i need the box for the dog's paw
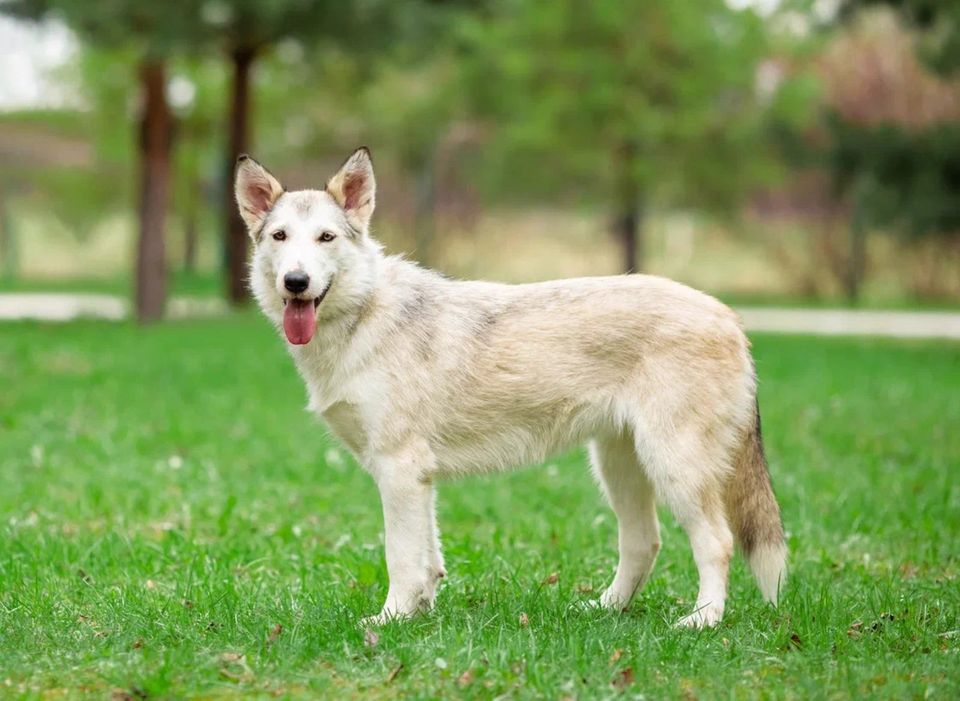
[598,587,632,612]
[571,599,603,613]
[359,607,418,628]
[676,604,723,629]
[358,612,397,628]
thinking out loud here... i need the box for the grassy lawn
[1,316,957,699]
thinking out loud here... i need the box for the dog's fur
[235,148,786,627]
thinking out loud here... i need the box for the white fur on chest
[291,341,386,465]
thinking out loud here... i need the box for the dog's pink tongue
[283,300,317,345]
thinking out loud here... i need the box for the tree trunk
[136,60,173,323]
[845,177,868,303]
[614,142,642,273]
[413,156,436,267]
[224,45,257,305]
[0,185,15,280]
[183,197,198,273]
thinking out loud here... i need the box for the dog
[234,147,786,628]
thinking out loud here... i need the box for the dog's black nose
[284,271,310,293]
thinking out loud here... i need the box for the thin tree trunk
[614,142,642,273]
[845,177,868,303]
[0,185,14,280]
[224,45,257,305]
[183,194,198,273]
[413,157,436,267]
[136,59,173,323]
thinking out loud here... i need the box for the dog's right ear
[235,155,284,239]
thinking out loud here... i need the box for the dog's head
[235,148,378,345]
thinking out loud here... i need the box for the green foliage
[1,0,206,56]
[828,2,960,240]
[459,0,777,211]
[361,55,466,170]
[0,79,132,238]
[0,319,958,697]
[199,0,392,52]
[828,117,960,239]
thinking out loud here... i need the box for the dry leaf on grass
[218,652,253,683]
[519,612,529,627]
[612,667,635,690]
[268,624,283,644]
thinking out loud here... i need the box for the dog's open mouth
[282,280,332,345]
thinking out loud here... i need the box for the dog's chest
[322,400,368,456]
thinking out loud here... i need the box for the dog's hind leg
[426,485,446,582]
[636,429,734,628]
[590,430,661,611]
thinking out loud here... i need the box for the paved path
[736,307,960,340]
[0,293,227,321]
[1,293,959,340]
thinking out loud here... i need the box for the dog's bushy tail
[725,398,787,604]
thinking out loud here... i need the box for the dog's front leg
[363,443,443,625]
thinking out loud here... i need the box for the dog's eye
[272,230,286,242]
[318,231,336,243]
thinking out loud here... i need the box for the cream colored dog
[235,148,786,628]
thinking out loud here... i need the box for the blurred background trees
[2,0,205,320]
[461,0,773,273]
[200,0,397,305]
[0,0,958,318]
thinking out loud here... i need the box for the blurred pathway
[0,293,227,321]
[736,307,960,340]
[0,292,959,339]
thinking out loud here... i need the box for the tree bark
[845,176,868,303]
[224,45,257,305]
[0,185,14,280]
[413,156,436,267]
[183,196,198,273]
[136,59,173,323]
[614,142,642,273]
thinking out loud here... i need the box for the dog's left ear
[235,155,284,239]
[326,147,376,233]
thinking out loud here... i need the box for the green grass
[1,316,958,699]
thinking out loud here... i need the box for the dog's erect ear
[326,147,376,232]
[235,155,284,238]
